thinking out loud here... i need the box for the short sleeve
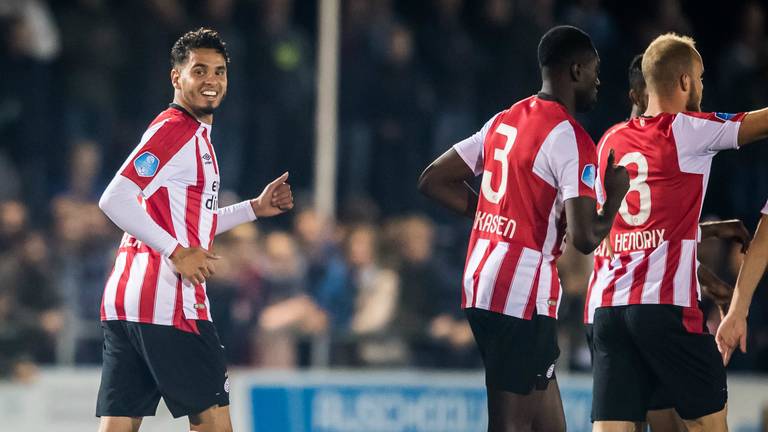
[120,119,198,196]
[672,112,746,156]
[540,121,598,201]
[453,112,501,176]
[762,199,768,215]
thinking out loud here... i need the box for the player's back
[457,95,597,320]
[586,112,744,324]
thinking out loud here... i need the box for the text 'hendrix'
[595,229,666,256]
[473,211,517,239]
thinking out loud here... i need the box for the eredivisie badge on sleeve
[134,152,160,177]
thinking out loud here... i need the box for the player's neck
[643,93,686,117]
[538,83,575,114]
[171,98,213,125]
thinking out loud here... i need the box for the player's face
[686,56,704,112]
[172,48,228,117]
[575,53,600,113]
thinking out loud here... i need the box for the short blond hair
[642,33,700,95]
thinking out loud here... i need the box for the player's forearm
[730,216,768,316]
[215,200,257,235]
[419,180,478,219]
[738,108,768,147]
[98,176,178,256]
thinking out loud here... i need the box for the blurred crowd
[2,0,768,379]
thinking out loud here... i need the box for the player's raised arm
[565,149,629,254]
[417,148,479,219]
[717,207,768,364]
[738,107,768,146]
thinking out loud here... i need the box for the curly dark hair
[170,27,229,67]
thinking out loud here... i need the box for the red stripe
[113,252,137,320]
[209,213,218,249]
[172,277,200,334]
[137,253,161,323]
[601,255,632,306]
[201,128,219,174]
[660,242,681,304]
[146,187,176,238]
[489,246,523,313]
[194,283,209,320]
[682,306,704,334]
[185,139,205,247]
[628,251,651,304]
[470,242,497,307]
[548,262,559,317]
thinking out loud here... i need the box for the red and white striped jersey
[101,106,220,333]
[455,95,598,320]
[585,112,745,327]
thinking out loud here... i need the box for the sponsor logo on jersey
[581,164,596,189]
[715,112,736,121]
[134,152,159,177]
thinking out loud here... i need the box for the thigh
[96,321,161,418]
[465,308,560,395]
[591,307,654,422]
[626,305,727,420]
[126,321,230,419]
[486,381,564,432]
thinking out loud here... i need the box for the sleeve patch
[714,112,736,121]
[581,164,596,189]
[134,152,160,177]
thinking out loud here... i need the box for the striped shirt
[585,112,744,330]
[455,95,598,320]
[100,106,230,333]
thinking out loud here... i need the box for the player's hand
[169,246,221,285]
[715,312,748,366]
[700,219,751,253]
[251,172,294,217]
[602,149,630,208]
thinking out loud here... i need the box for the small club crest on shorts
[224,377,230,393]
[546,363,555,379]
[194,303,207,310]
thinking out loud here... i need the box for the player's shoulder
[146,106,200,135]
[675,111,746,124]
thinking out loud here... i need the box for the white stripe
[122,253,149,320]
[475,242,508,309]
[182,280,199,320]
[199,212,214,250]
[641,241,668,304]
[611,251,646,306]
[204,285,212,322]
[673,240,695,306]
[170,187,189,247]
[506,248,542,317]
[463,239,490,308]
[540,200,560,260]
[587,259,609,323]
[152,259,178,325]
[535,260,553,317]
[103,252,128,320]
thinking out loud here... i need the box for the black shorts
[465,307,559,395]
[585,324,674,414]
[96,320,230,419]
[591,305,726,422]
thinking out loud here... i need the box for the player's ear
[628,89,638,106]
[680,72,690,93]
[570,62,581,82]
[171,68,181,90]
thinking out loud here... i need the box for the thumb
[269,171,289,188]
[740,332,747,353]
[724,347,733,366]
[205,251,222,260]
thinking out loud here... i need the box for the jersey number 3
[618,151,651,226]
[481,124,517,204]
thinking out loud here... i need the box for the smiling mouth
[201,90,219,98]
